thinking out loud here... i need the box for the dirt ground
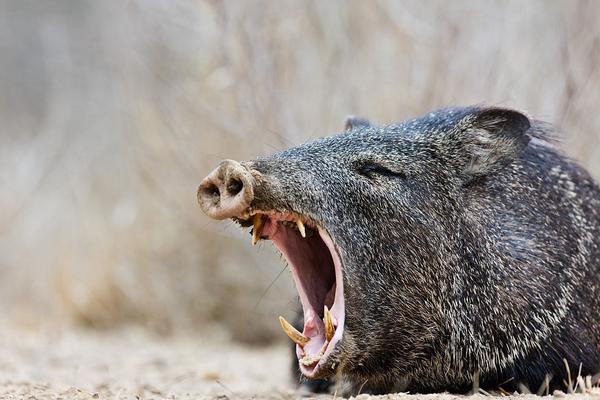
[0,326,598,400]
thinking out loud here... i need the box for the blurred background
[1,0,600,346]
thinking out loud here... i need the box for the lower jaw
[297,336,342,379]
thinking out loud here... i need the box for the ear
[344,115,372,132]
[458,107,531,177]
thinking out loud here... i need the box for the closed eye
[356,162,406,180]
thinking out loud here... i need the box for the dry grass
[0,0,599,346]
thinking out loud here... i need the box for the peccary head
[198,106,600,393]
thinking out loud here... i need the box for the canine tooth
[324,305,335,342]
[296,219,306,238]
[279,316,309,347]
[252,214,266,246]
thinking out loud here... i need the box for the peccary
[197,106,600,394]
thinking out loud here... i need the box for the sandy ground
[0,326,598,400]
[0,325,293,399]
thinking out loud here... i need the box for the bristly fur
[243,106,600,394]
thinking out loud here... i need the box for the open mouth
[239,211,345,378]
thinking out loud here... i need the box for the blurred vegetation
[1,0,599,344]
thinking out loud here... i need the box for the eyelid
[356,162,405,179]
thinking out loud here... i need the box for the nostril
[226,178,243,196]
[201,183,220,204]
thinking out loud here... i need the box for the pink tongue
[302,313,327,359]
[303,313,323,337]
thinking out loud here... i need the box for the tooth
[252,214,266,246]
[300,353,322,366]
[296,219,306,238]
[278,316,309,347]
[324,305,335,342]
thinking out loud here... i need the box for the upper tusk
[252,214,266,246]
[296,219,306,238]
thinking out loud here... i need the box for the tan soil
[0,326,598,400]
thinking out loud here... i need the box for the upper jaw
[236,209,345,379]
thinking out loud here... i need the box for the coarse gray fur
[225,107,600,393]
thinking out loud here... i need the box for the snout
[197,159,254,219]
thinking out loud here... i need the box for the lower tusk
[252,214,266,246]
[324,305,335,342]
[279,316,310,347]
